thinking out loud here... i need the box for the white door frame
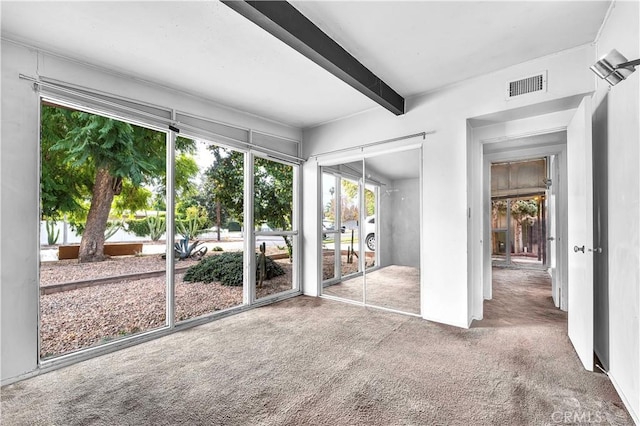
[467,106,579,322]
[482,140,567,307]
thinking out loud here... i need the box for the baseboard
[608,372,640,425]
[2,369,42,387]
[468,315,482,327]
[421,313,470,329]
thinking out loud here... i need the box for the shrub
[125,218,150,238]
[183,252,284,286]
[212,246,224,252]
[68,220,85,236]
[227,221,241,232]
[125,216,166,240]
[67,220,121,239]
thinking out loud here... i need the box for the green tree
[40,106,93,220]
[41,104,197,262]
[510,199,539,253]
[491,199,539,254]
[254,157,293,231]
[324,179,375,225]
[204,148,245,225]
[203,148,294,254]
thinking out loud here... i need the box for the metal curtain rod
[20,74,305,163]
[315,130,435,159]
[21,74,172,126]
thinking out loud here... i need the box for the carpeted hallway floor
[1,268,633,425]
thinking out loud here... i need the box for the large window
[254,156,298,300]
[39,99,300,360]
[39,102,170,358]
[174,142,246,322]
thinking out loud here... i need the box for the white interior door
[548,155,559,307]
[566,96,594,371]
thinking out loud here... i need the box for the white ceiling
[366,149,421,181]
[1,1,611,129]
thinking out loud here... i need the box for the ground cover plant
[183,252,284,286]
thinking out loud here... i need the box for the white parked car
[365,216,375,251]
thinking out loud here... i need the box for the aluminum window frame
[35,88,302,372]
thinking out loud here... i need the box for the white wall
[303,44,595,328]
[591,1,640,422]
[0,40,302,383]
[388,178,420,268]
[378,181,392,268]
[1,41,40,383]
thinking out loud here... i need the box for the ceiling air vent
[506,72,547,99]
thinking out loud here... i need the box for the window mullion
[244,150,256,305]
[166,130,176,329]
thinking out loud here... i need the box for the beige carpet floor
[1,268,633,425]
[323,265,420,314]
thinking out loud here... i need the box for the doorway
[471,96,597,372]
[481,131,568,313]
[490,158,548,270]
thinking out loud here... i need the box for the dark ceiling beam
[221,0,405,116]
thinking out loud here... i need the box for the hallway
[480,266,566,327]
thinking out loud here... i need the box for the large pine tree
[42,104,196,262]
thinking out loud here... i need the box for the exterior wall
[303,45,595,328]
[0,40,302,383]
[592,1,640,422]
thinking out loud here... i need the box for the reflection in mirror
[363,183,378,271]
[364,149,421,314]
[321,161,364,303]
[321,172,338,282]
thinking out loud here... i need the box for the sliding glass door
[490,158,548,269]
[320,147,421,315]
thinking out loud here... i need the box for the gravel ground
[321,254,365,280]
[40,255,199,285]
[39,253,293,358]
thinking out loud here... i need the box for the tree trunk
[514,221,522,254]
[283,235,293,262]
[216,201,221,242]
[78,167,117,263]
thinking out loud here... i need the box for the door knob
[588,247,603,253]
[548,236,555,241]
[574,245,585,253]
